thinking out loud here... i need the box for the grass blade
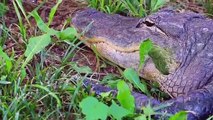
[47,0,62,26]
[31,84,62,108]
[12,0,27,41]
[15,0,31,26]
[30,11,58,35]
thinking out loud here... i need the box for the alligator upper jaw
[71,8,172,48]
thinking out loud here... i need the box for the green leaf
[22,34,51,68]
[117,80,135,113]
[100,91,112,98]
[80,96,109,120]
[123,68,149,95]
[30,11,58,35]
[109,101,132,120]
[139,39,153,70]
[169,111,187,120]
[69,62,92,74]
[59,27,77,40]
[0,46,12,72]
[142,104,155,116]
[134,115,147,120]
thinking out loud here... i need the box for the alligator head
[72,8,213,97]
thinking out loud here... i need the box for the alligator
[72,8,213,120]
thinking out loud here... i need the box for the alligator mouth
[86,37,140,53]
[79,36,168,82]
[82,36,179,74]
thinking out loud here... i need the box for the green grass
[87,0,125,14]
[1,0,213,120]
[0,3,8,17]
[87,0,169,17]
[87,0,213,17]
[0,1,86,119]
[201,0,213,16]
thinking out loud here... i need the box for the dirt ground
[3,0,121,81]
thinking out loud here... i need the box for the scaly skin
[72,9,213,119]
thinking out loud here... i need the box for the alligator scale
[72,9,213,120]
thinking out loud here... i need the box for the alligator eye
[135,19,155,28]
[143,20,155,27]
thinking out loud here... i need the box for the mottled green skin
[72,9,213,119]
[148,45,175,75]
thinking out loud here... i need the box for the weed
[79,79,187,120]
[0,0,86,119]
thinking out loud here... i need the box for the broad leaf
[80,96,109,120]
[69,62,92,74]
[109,101,132,120]
[59,27,77,40]
[23,34,51,68]
[139,39,153,70]
[169,111,187,120]
[123,68,149,95]
[117,80,135,113]
[134,115,147,120]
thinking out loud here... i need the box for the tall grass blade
[15,0,31,26]
[12,0,27,41]
[47,0,62,26]
[31,84,62,107]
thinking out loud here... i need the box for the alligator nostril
[136,22,142,28]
